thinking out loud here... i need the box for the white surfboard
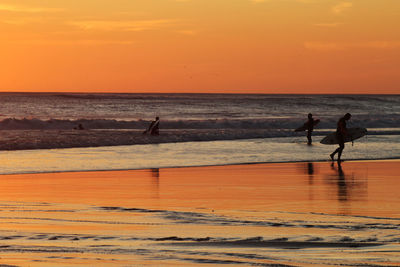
[320,127,367,145]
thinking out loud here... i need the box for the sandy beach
[0,160,399,266]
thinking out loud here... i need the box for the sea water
[1,93,400,131]
[0,93,399,174]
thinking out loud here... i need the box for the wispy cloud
[8,39,135,46]
[176,30,197,35]
[69,19,176,32]
[304,41,400,51]
[249,0,267,3]
[332,2,352,14]
[1,18,41,25]
[249,0,316,3]
[314,23,343,28]
[0,4,63,13]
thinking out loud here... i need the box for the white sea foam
[0,117,400,131]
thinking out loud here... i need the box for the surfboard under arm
[320,127,367,145]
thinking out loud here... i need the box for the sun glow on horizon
[0,0,399,94]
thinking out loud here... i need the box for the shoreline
[0,158,399,176]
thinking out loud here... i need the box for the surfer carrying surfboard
[330,113,351,163]
[294,114,320,144]
[306,113,315,145]
[144,117,160,135]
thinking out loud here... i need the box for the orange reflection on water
[0,160,398,217]
[0,161,399,266]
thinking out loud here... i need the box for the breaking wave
[0,116,399,131]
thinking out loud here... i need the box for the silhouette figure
[144,117,160,135]
[306,113,314,145]
[330,113,351,163]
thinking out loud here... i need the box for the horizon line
[0,91,398,96]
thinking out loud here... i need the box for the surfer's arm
[148,121,155,131]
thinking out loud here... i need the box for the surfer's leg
[337,143,345,162]
[330,147,340,160]
[307,131,312,145]
[331,133,344,161]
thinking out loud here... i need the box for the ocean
[0,93,399,174]
[1,94,399,266]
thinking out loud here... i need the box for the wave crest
[1,117,399,131]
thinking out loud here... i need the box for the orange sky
[0,0,399,94]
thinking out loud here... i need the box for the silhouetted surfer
[306,113,314,145]
[144,117,160,135]
[295,113,319,144]
[330,113,351,163]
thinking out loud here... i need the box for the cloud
[249,0,316,3]
[1,18,38,25]
[304,42,345,51]
[0,4,63,13]
[8,39,135,46]
[332,2,352,14]
[314,23,343,27]
[69,19,176,32]
[304,41,400,51]
[176,30,196,35]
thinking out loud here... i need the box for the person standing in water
[330,113,351,163]
[145,116,160,135]
[306,113,314,145]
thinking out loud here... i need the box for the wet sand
[0,160,399,266]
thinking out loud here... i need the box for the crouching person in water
[330,113,351,163]
[144,117,160,135]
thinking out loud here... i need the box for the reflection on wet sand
[150,168,160,198]
[298,162,318,185]
[332,163,348,202]
[298,162,317,200]
[325,162,368,214]
[307,162,314,176]
[0,161,398,266]
[151,168,160,179]
[297,161,369,214]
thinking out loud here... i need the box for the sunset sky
[0,0,399,94]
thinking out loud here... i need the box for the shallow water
[0,161,399,266]
[1,135,399,175]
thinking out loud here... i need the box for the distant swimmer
[74,123,84,130]
[330,113,351,163]
[144,117,160,135]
